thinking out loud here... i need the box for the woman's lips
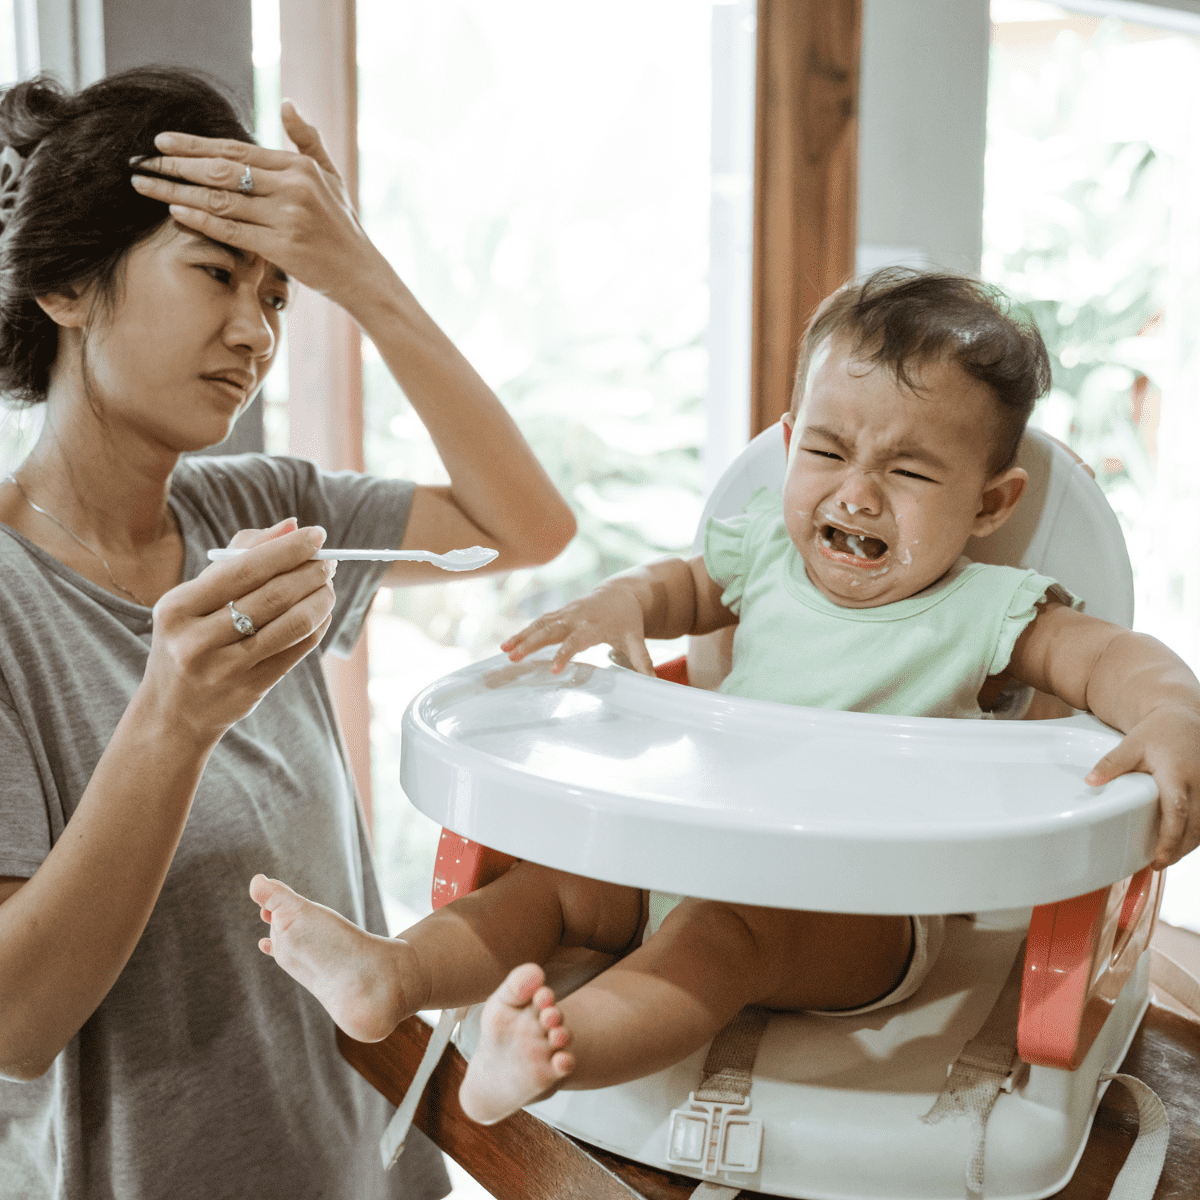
[203,376,249,405]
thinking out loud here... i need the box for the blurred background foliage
[355,0,712,915]
[985,12,1188,539]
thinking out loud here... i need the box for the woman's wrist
[328,244,421,332]
[124,678,224,760]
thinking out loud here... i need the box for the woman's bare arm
[343,273,576,582]
[132,105,576,585]
[1008,601,1200,866]
[0,525,334,1079]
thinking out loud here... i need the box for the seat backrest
[686,422,1134,691]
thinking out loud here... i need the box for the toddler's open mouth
[820,524,888,561]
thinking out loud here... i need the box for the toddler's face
[781,335,1026,608]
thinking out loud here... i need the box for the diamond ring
[229,600,257,637]
[237,165,254,194]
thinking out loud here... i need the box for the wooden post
[751,0,862,437]
[279,0,374,826]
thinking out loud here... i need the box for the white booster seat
[395,425,1170,1200]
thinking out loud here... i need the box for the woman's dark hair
[0,67,254,405]
[792,268,1053,474]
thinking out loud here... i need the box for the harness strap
[1150,944,1200,1020]
[695,1006,771,1104]
[1097,1074,1170,1200]
[379,1007,467,1170]
[920,948,1025,1198]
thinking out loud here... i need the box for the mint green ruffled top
[704,489,1079,719]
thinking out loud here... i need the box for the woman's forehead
[158,223,289,285]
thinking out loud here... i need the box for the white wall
[857,0,991,276]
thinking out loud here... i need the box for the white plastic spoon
[206,546,499,571]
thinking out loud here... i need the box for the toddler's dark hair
[792,268,1052,474]
[0,67,254,405]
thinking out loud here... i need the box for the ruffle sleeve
[703,487,780,616]
[988,573,1082,677]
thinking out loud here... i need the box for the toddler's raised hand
[1084,703,1200,868]
[501,582,656,676]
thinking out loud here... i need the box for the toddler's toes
[500,962,547,1007]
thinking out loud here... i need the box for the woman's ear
[781,411,795,456]
[35,288,88,329]
[972,466,1028,537]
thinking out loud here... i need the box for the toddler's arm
[501,556,733,675]
[1008,603,1200,867]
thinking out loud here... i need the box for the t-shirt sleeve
[284,459,417,657]
[0,694,51,878]
[988,571,1082,677]
[185,455,416,658]
[703,487,777,616]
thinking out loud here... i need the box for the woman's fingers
[152,130,298,170]
[228,518,299,551]
[131,175,268,228]
[245,607,335,685]
[181,526,326,615]
[222,560,336,655]
[134,154,283,197]
[281,100,342,181]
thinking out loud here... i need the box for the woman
[0,68,574,1199]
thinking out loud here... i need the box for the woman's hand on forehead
[129,102,384,310]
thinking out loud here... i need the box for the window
[987,0,1200,926]
[355,1,754,922]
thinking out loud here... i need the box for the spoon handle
[206,547,497,566]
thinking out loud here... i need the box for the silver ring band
[237,165,254,194]
[229,600,257,637]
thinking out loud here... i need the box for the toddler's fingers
[623,636,656,677]
[1151,777,1192,868]
[1084,736,1144,786]
[258,937,273,955]
[502,615,567,661]
[551,628,596,673]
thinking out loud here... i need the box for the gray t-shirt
[0,454,449,1200]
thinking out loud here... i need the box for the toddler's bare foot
[459,963,575,1125]
[249,873,415,1042]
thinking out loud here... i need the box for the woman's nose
[225,287,276,360]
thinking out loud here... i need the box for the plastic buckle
[666,1093,763,1177]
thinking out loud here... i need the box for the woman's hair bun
[0,75,72,156]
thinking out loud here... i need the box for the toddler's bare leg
[458,899,912,1121]
[248,866,643,1043]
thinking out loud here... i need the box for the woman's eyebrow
[179,231,290,285]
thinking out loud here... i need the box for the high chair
[387,425,1180,1200]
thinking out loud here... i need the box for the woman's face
[64,219,289,450]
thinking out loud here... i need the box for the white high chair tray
[400,652,1158,914]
